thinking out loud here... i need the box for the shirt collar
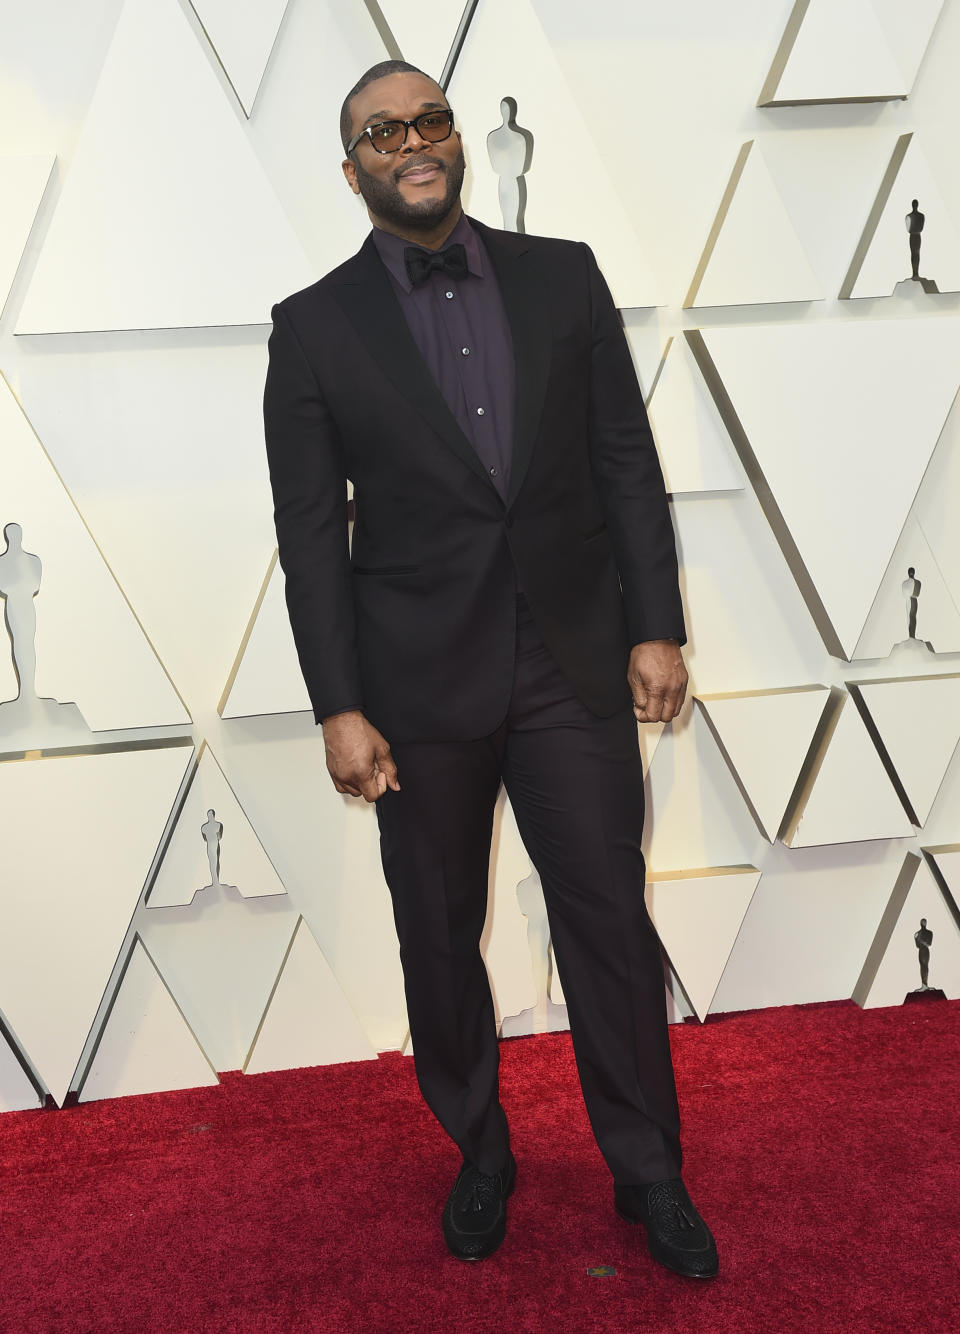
[371,212,484,293]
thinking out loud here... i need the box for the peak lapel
[473,222,552,510]
[331,236,494,493]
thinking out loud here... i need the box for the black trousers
[375,595,682,1184]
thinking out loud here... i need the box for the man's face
[342,72,465,234]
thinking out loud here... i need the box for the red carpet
[1,999,957,1333]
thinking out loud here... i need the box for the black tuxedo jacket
[263,218,685,743]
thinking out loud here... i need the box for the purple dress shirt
[371,213,515,501]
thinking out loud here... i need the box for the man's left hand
[629,640,688,724]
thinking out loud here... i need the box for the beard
[353,145,466,233]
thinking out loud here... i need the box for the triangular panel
[696,686,832,841]
[78,938,218,1102]
[759,0,942,106]
[244,917,376,1073]
[854,854,960,1006]
[787,695,915,847]
[189,0,289,116]
[854,517,960,659]
[367,0,473,84]
[842,133,960,299]
[690,320,960,659]
[645,867,761,1020]
[645,338,743,495]
[0,375,189,740]
[446,0,662,307]
[0,154,55,322]
[147,745,289,906]
[141,880,299,1074]
[17,0,314,333]
[219,551,310,719]
[0,743,193,1105]
[851,674,960,825]
[685,140,823,309]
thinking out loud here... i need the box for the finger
[377,747,401,792]
[334,779,362,797]
[359,774,382,802]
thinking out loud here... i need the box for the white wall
[1,0,959,1109]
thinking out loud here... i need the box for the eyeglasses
[347,109,455,155]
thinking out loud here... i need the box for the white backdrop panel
[370,0,471,82]
[855,856,960,1007]
[78,937,219,1102]
[244,916,376,1073]
[646,339,743,496]
[846,134,960,299]
[220,553,311,719]
[789,695,915,847]
[17,336,277,720]
[646,867,760,1020]
[696,687,831,842]
[16,0,315,333]
[0,744,192,1104]
[0,375,188,732]
[189,0,290,117]
[698,319,960,659]
[448,0,662,307]
[853,675,960,827]
[687,140,823,309]
[147,746,289,907]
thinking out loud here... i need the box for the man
[263,60,717,1279]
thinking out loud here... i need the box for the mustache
[394,155,447,182]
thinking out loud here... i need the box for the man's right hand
[321,710,400,802]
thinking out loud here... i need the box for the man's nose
[402,124,432,152]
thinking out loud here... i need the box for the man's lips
[398,163,442,184]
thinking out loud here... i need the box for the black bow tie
[404,242,468,287]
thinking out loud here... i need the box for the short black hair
[340,60,434,153]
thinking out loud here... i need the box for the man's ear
[342,157,360,195]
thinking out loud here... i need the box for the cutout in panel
[855,518,960,660]
[688,320,960,660]
[499,869,569,1038]
[0,375,188,742]
[146,744,289,907]
[243,917,376,1073]
[0,742,193,1106]
[16,0,314,333]
[645,866,761,1021]
[696,686,833,842]
[684,140,823,309]
[77,937,218,1103]
[853,853,960,1007]
[0,154,55,322]
[188,0,290,117]
[486,97,534,234]
[447,0,662,307]
[841,133,960,299]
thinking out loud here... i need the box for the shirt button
[476,406,485,416]
[461,347,470,356]
[445,290,454,300]
[489,466,498,476]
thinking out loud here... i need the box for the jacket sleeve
[583,245,687,647]
[263,300,363,723]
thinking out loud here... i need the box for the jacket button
[505,514,514,529]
